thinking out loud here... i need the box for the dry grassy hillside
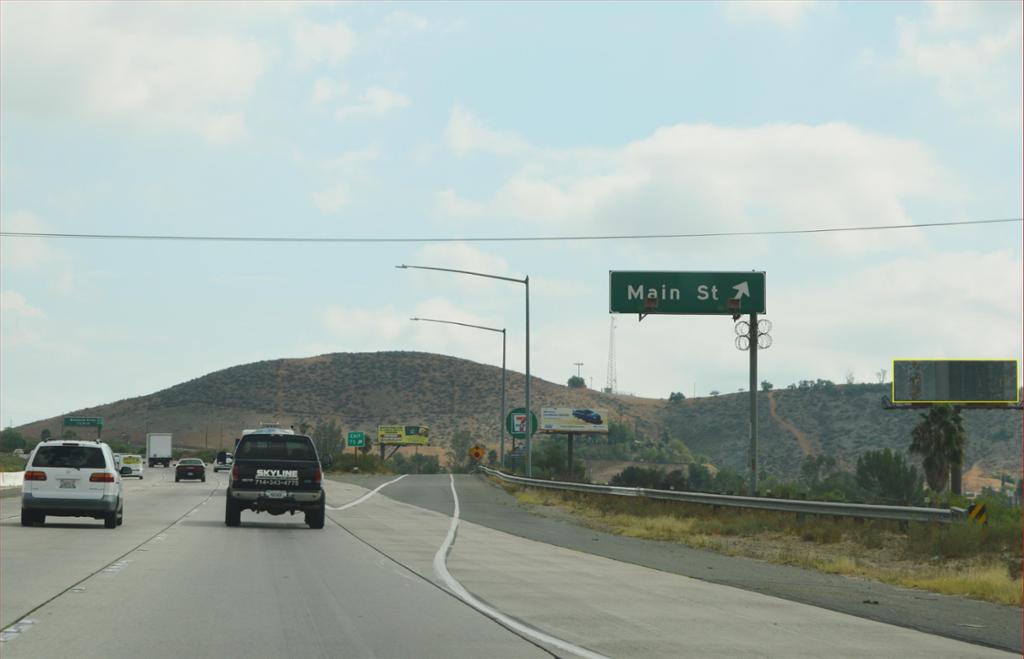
[12,352,1021,481]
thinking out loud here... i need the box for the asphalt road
[0,471,1016,658]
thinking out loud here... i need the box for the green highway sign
[505,408,538,440]
[347,431,366,448]
[609,271,766,315]
[64,417,103,427]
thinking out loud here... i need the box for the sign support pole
[749,311,758,496]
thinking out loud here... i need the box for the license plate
[265,490,286,499]
[60,479,77,489]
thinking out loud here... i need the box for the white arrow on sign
[732,281,750,300]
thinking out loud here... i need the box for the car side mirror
[120,466,132,476]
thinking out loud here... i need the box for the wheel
[117,505,124,526]
[201,476,206,482]
[139,476,143,480]
[225,497,241,527]
[104,510,117,529]
[305,497,326,529]
[175,477,180,482]
[21,510,33,527]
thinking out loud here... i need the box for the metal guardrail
[479,466,958,523]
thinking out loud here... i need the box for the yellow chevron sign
[967,503,988,525]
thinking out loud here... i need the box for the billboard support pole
[501,328,507,466]
[567,433,575,481]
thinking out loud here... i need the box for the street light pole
[398,264,533,476]
[525,276,531,477]
[409,316,508,464]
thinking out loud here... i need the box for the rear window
[216,451,231,462]
[178,459,203,465]
[236,436,317,461]
[32,445,107,469]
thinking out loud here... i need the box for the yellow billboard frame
[891,358,1020,404]
[377,424,430,446]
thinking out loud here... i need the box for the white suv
[21,439,124,529]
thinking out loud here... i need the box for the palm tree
[909,404,966,495]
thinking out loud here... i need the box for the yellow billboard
[377,424,430,445]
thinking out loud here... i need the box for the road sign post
[63,416,103,439]
[505,408,538,441]
[610,270,768,496]
[609,271,765,316]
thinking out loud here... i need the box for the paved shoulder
[329,472,1022,654]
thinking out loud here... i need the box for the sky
[1,0,1022,427]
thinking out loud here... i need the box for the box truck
[146,433,173,468]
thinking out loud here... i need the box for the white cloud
[445,106,530,157]
[311,77,347,107]
[724,1,817,28]
[893,2,1022,131]
[313,184,352,213]
[0,210,56,269]
[0,2,271,143]
[291,19,355,68]
[322,145,380,175]
[0,291,45,319]
[381,10,430,34]
[435,189,486,218]
[335,87,410,121]
[437,116,951,253]
[374,10,466,40]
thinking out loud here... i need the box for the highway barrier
[478,466,959,524]
[0,471,25,489]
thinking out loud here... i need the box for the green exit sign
[609,271,766,315]
[347,431,366,447]
[64,417,103,427]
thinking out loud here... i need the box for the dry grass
[508,484,1023,606]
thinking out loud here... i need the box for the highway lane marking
[326,474,407,510]
[433,473,610,659]
[0,482,221,638]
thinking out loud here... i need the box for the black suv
[225,432,325,529]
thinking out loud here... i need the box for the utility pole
[574,362,584,378]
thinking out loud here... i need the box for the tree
[856,449,924,505]
[312,419,342,459]
[40,429,52,441]
[909,404,966,494]
[800,454,836,483]
[448,429,474,471]
[709,390,720,397]
[668,392,686,402]
[760,380,773,392]
[1,428,26,452]
[567,375,586,388]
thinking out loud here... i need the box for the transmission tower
[604,317,617,394]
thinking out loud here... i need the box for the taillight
[90,472,115,483]
[24,471,47,481]
[313,467,322,484]
[231,465,239,482]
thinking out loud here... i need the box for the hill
[11,352,1021,482]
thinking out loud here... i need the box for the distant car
[572,409,603,424]
[21,439,124,529]
[120,454,144,479]
[213,451,234,472]
[175,458,206,483]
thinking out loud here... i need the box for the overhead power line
[0,217,1019,244]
